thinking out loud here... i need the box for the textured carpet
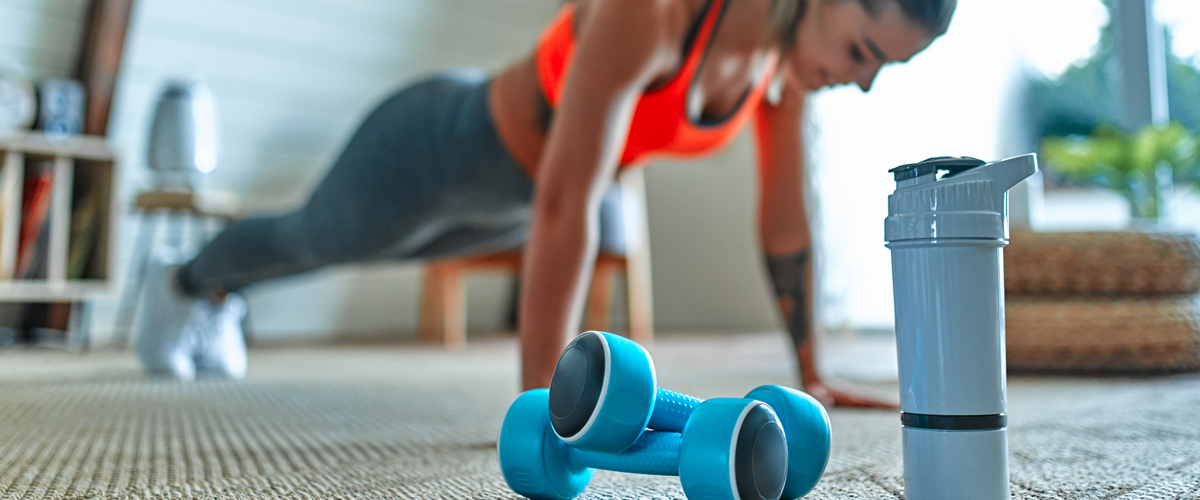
[0,332,1198,499]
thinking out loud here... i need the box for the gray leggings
[180,69,535,295]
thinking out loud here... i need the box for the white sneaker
[134,251,249,381]
[134,250,201,381]
[195,293,248,379]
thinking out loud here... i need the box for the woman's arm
[753,75,895,409]
[518,0,687,390]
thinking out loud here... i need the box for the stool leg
[112,212,158,349]
[167,209,185,251]
[586,260,617,333]
[626,265,653,345]
[504,277,521,333]
[418,265,445,344]
[419,263,466,349]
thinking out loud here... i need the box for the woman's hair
[768,0,807,50]
[769,0,957,50]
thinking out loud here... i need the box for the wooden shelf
[0,131,118,302]
[0,132,113,162]
[0,281,115,301]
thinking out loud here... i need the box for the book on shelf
[67,163,108,279]
[15,158,53,280]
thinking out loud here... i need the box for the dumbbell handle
[647,389,702,432]
[567,430,681,476]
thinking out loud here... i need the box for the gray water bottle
[884,154,1038,500]
[147,79,218,190]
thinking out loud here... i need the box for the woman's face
[787,0,935,92]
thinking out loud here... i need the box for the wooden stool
[418,170,654,348]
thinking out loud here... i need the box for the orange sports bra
[536,0,778,167]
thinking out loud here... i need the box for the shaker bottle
[884,154,1038,500]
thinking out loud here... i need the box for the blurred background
[0,0,1197,351]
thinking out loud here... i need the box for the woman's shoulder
[571,0,701,47]
[560,0,709,87]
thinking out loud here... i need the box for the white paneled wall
[111,0,557,202]
[0,0,88,80]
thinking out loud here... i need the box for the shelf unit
[0,131,118,302]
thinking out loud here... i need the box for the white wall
[0,0,87,81]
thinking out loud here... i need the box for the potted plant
[1040,121,1199,226]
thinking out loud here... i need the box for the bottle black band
[901,412,1006,431]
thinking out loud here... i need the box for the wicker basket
[1005,230,1200,296]
[1006,295,1200,372]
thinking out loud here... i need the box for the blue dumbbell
[548,331,832,499]
[548,331,702,453]
[499,389,789,500]
[743,385,832,499]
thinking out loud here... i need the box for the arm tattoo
[766,249,812,347]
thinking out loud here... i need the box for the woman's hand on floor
[804,380,898,410]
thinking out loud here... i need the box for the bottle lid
[888,156,986,182]
[884,154,1038,242]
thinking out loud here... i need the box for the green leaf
[1040,120,1200,200]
